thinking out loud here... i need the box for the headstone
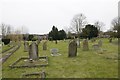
[98,40,102,47]
[29,42,39,60]
[24,41,29,52]
[68,40,77,57]
[82,39,89,51]
[43,41,47,50]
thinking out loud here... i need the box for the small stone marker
[82,39,89,51]
[68,40,77,57]
[43,41,47,50]
[29,42,39,60]
[50,48,61,56]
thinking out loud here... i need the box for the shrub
[2,39,10,45]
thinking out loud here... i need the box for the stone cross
[68,40,77,57]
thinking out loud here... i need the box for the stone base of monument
[22,71,46,78]
[9,56,48,68]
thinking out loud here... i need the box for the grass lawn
[2,38,118,78]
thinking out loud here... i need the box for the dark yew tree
[58,29,67,40]
[48,26,59,40]
[81,24,99,39]
[48,26,67,40]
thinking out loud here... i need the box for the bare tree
[1,23,7,38]
[70,13,87,38]
[94,21,105,32]
[111,17,120,32]
[6,25,11,35]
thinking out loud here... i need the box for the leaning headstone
[68,40,77,57]
[43,41,47,50]
[82,39,89,51]
[29,42,39,60]
[24,41,29,52]
[98,40,102,47]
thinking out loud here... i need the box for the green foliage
[2,39,10,45]
[48,26,67,40]
[81,24,98,39]
[28,34,34,41]
[58,29,67,40]
[32,35,38,41]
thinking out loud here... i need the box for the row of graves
[9,39,47,78]
[8,38,118,78]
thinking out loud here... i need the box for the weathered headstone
[43,41,47,50]
[68,40,77,57]
[24,41,29,52]
[82,39,89,51]
[29,42,39,60]
[98,40,102,47]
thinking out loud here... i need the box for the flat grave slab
[22,71,46,78]
[9,56,48,68]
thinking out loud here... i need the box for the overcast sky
[1,0,119,34]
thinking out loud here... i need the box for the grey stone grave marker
[50,48,61,56]
[68,40,77,57]
[29,42,39,60]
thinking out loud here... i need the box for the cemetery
[1,0,119,79]
[1,38,118,78]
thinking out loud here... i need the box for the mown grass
[2,38,118,78]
